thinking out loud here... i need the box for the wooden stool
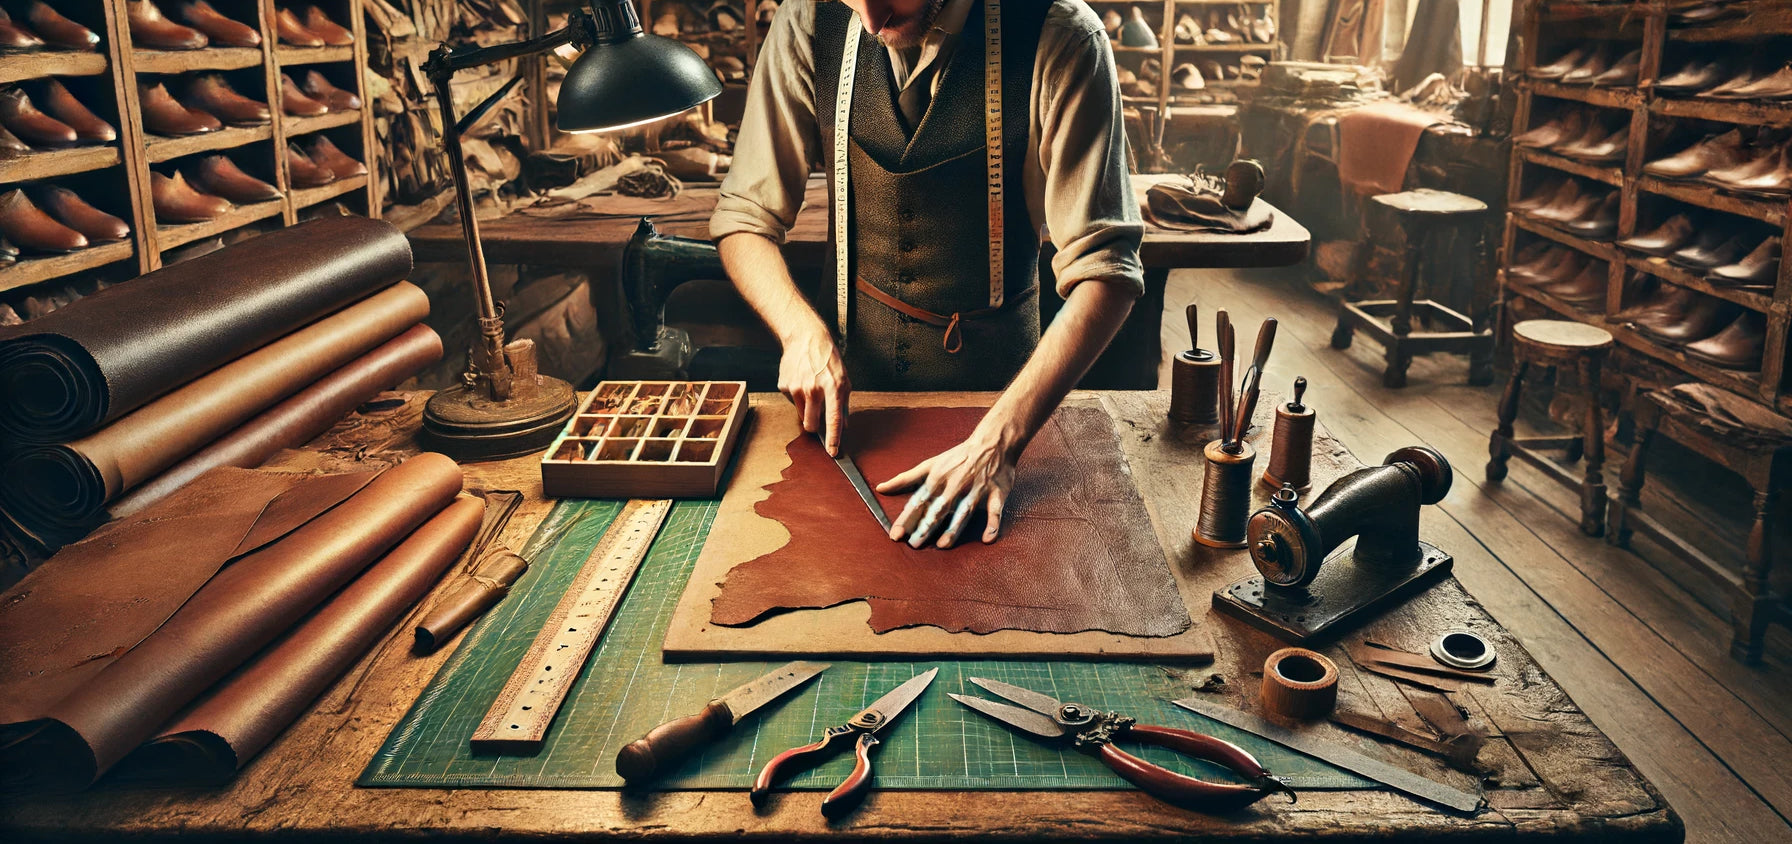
[1485,320,1615,537]
[1611,389,1792,663]
[1331,189,1495,388]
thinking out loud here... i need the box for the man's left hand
[875,430,1017,548]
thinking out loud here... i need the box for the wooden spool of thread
[1169,350,1221,426]
[1195,439,1255,548]
[1261,647,1339,719]
[1262,376,1315,491]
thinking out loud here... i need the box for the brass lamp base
[421,375,578,462]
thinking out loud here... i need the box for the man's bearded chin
[875,0,945,48]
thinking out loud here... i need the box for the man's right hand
[779,328,851,456]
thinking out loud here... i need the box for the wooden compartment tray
[541,381,749,498]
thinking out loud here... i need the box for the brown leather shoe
[152,170,232,222]
[183,73,269,126]
[1672,231,1751,271]
[129,0,208,50]
[1633,293,1739,347]
[302,70,360,111]
[23,2,101,52]
[1564,192,1620,239]
[1533,184,1600,224]
[36,79,115,144]
[0,125,28,157]
[1589,48,1641,87]
[0,188,88,252]
[1700,65,1763,98]
[1709,236,1780,286]
[1560,44,1613,86]
[178,0,261,48]
[1614,284,1697,324]
[280,73,329,116]
[1510,245,1574,283]
[0,86,76,147]
[273,7,324,47]
[1684,311,1766,370]
[305,135,366,178]
[285,143,337,188]
[1557,124,1628,164]
[302,6,354,46]
[33,186,129,242]
[1656,57,1728,96]
[1538,260,1608,307]
[1709,144,1791,196]
[0,8,45,53]
[190,154,280,203]
[1530,45,1590,80]
[1644,130,1746,180]
[1515,111,1584,149]
[139,80,221,135]
[1513,178,1574,212]
[1710,62,1792,101]
[1619,214,1698,256]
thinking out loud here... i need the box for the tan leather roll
[1260,648,1339,720]
[413,545,531,653]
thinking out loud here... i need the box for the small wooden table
[0,391,1678,842]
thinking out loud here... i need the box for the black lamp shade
[556,32,724,133]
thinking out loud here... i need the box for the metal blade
[968,677,1064,718]
[718,661,831,724]
[949,694,1066,739]
[1174,697,1482,813]
[832,451,893,533]
[856,668,938,733]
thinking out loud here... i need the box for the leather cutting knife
[615,661,829,782]
[831,448,893,533]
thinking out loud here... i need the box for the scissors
[751,667,937,816]
[950,677,1295,810]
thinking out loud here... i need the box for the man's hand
[779,328,851,456]
[876,428,1017,548]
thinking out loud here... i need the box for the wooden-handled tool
[616,661,829,782]
[1185,303,1199,352]
[1229,318,1278,449]
[1216,309,1234,448]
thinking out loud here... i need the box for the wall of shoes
[1502,0,1792,414]
[0,0,377,308]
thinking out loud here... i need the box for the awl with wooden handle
[616,661,829,782]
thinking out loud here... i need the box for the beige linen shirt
[710,0,1146,299]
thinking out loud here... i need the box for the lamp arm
[421,22,585,85]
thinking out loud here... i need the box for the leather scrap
[709,406,1191,636]
[1357,641,1496,683]
[413,544,530,653]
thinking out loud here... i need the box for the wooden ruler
[470,498,673,754]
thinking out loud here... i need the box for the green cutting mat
[361,499,1368,790]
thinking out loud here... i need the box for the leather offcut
[709,406,1191,637]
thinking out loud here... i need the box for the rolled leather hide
[413,545,530,653]
[0,215,412,443]
[0,453,463,790]
[125,494,484,782]
[107,323,443,520]
[0,283,430,542]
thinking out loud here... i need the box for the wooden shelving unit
[0,0,378,302]
[1501,0,1792,413]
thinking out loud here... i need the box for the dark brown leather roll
[0,283,429,542]
[413,545,530,653]
[0,215,411,443]
[126,494,483,782]
[0,453,464,790]
[108,323,442,520]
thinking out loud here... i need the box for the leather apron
[813,0,1048,391]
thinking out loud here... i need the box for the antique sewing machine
[1214,446,1455,643]
[605,218,780,386]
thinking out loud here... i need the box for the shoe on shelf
[1515,109,1587,149]
[1530,45,1591,80]
[33,185,129,243]
[1589,49,1641,87]
[285,143,337,188]
[22,2,100,52]
[1614,284,1696,325]
[1670,231,1751,271]
[178,0,260,48]
[129,0,208,50]
[1537,260,1608,307]
[1512,177,1573,212]
[1560,44,1614,86]
[151,170,232,223]
[1618,213,1698,257]
[190,154,281,203]
[1713,62,1792,101]
[1643,130,1746,181]
[1705,142,1792,196]
[273,6,323,47]
[1709,236,1780,287]
[1556,123,1628,164]
[184,74,270,126]
[302,70,360,111]
[139,80,222,136]
[0,7,46,53]
[0,124,29,157]
[36,79,115,144]
[0,86,77,147]
[0,188,88,253]
[1683,310,1767,371]
[1632,293,1738,347]
[1699,64,1765,98]
[301,5,354,46]
[1563,192,1620,240]
[1654,56,1728,95]
[306,135,366,179]
[280,73,330,116]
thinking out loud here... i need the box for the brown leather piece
[124,495,482,782]
[413,545,530,653]
[0,284,430,541]
[709,406,1191,636]
[108,324,443,520]
[0,453,464,789]
[0,215,412,443]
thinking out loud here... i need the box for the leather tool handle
[751,725,855,807]
[1096,725,1290,809]
[1232,319,1278,445]
[1185,303,1198,352]
[821,732,880,817]
[1216,310,1234,446]
[615,699,732,782]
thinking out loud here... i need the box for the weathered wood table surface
[0,390,1679,842]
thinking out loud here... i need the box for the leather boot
[1538,260,1608,307]
[1590,48,1641,87]
[1633,294,1739,347]
[0,86,76,147]
[1644,129,1746,180]
[129,0,208,50]
[183,74,269,126]
[1684,311,1766,370]
[302,70,360,111]
[1515,110,1586,149]
[33,186,129,242]
[151,170,232,222]
[1671,231,1750,271]
[306,135,366,178]
[280,73,329,116]
[1709,236,1780,286]
[1565,192,1620,239]
[178,0,261,48]
[1614,284,1697,324]
[1656,57,1728,95]
[273,7,324,47]
[139,80,221,135]
[1530,45,1591,80]
[36,79,115,144]
[0,188,87,252]
[285,143,337,188]
[0,8,45,53]
[23,2,101,52]
[302,6,355,46]
[1618,213,1698,256]
[191,154,280,203]
[0,125,28,157]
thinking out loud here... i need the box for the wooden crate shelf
[1623,254,1777,313]
[1512,215,1623,263]
[1520,147,1624,186]
[0,242,134,295]
[1524,79,1643,110]
[1504,275,1607,324]
[156,200,286,251]
[1174,42,1277,52]
[276,46,356,66]
[0,146,122,185]
[1636,175,1785,226]
[133,48,265,74]
[284,110,363,137]
[292,174,370,211]
[0,52,107,86]
[1651,97,1792,127]
[145,125,274,164]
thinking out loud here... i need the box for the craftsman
[712,0,1145,550]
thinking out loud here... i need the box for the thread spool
[1262,376,1315,490]
[1169,350,1222,427]
[1260,647,1339,719]
[1195,439,1255,548]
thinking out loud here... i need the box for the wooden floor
[1161,266,1792,843]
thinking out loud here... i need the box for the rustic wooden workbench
[0,391,1680,842]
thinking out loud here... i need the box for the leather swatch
[0,215,412,443]
[709,406,1191,636]
[0,453,464,789]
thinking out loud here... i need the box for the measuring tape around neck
[831,0,1005,341]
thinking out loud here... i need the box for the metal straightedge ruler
[470,498,673,754]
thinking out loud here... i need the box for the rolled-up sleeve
[710,0,820,244]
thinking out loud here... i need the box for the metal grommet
[1431,630,1496,671]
